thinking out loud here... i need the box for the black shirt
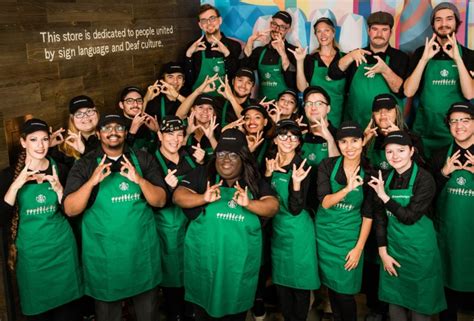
[373,164,436,247]
[328,45,409,97]
[63,145,166,209]
[145,94,181,121]
[122,116,157,151]
[316,156,375,218]
[407,43,474,88]
[304,49,344,82]
[241,41,297,94]
[184,33,241,89]
[48,134,100,170]
[178,165,276,220]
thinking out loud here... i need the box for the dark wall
[0,0,201,169]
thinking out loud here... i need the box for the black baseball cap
[278,88,298,101]
[336,121,363,140]
[160,115,186,133]
[160,62,185,76]
[69,95,95,114]
[275,119,302,136]
[372,93,397,112]
[21,118,49,135]
[314,17,335,30]
[272,11,292,25]
[367,11,394,28]
[446,101,474,118]
[383,130,413,147]
[215,128,247,153]
[235,67,256,83]
[194,94,216,108]
[303,86,331,105]
[241,104,269,119]
[97,114,127,130]
[120,86,143,101]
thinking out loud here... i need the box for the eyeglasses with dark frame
[74,109,97,119]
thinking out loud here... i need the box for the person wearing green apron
[292,17,346,128]
[154,116,199,321]
[144,62,186,121]
[119,86,158,153]
[404,3,473,158]
[368,131,446,320]
[242,11,297,101]
[265,119,320,321]
[328,11,408,129]
[63,114,168,321]
[316,121,374,321]
[431,102,474,321]
[173,129,279,320]
[184,94,221,158]
[1,119,82,320]
[185,4,241,91]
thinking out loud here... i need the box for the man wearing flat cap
[328,11,409,129]
[63,114,168,321]
[404,2,474,157]
[184,4,241,92]
[242,10,297,100]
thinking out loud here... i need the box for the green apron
[413,46,464,157]
[258,48,287,100]
[154,150,196,287]
[184,181,262,317]
[436,144,474,291]
[379,164,446,314]
[16,159,82,315]
[301,135,328,166]
[310,53,346,128]
[192,51,225,93]
[367,139,391,170]
[220,101,230,127]
[315,157,364,294]
[271,169,320,289]
[82,152,161,301]
[131,130,157,154]
[346,55,402,129]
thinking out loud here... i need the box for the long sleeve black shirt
[145,93,182,121]
[373,164,436,247]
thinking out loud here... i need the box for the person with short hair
[404,2,474,157]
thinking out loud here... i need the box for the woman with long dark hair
[1,119,82,321]
[173,129,279,321]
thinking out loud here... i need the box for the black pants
[362,261,388,315]
[328,288,357,321]
[163,287,185,317]
[275,284,310,321]
[439,287,474,321]
[26,300,81,321]
[95,287,159,321]
[193,304,247,321]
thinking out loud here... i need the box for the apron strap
[154,149,169,172]
[330,157,343,182]
[161,96,166,118]
[257,140,269,165]
[184,155,196,169]
[221,101,229,126]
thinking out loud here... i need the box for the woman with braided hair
[1,119,82,321]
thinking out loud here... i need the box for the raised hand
[267,105,281,124]
[222,116,245,133]
[203,180,222,203]
[192,143,206,164]
[441,149,463,176]
[186,111,199,136]
[11,161,38,191]
[292,159,311,190]
[380,119,400,134]
[65,130,85,154]
[271,32,286,57]
[89,155,112,186]
[211,35,230,57]
[145,80,161,101]
[49,127,65,148]
[264,153,287,176]
[197,73,219,94]
[199,115,219,139]
[233,181,249,207]
[119,155,142,184]
[443,33,460,61]
[186,35,206,58]
[422,34,440,62]
[364,55,388,77]
[368,170,388,201]
[44,165,63,202]
[363,119,378,146]
[164,169,179,189]
[246,131,264,153]
[288,43,307,62]
[130,113,147,134]
[350,48,371,67]
[159,80,179,100]
[346,166,363,192]
[143,113,159,132]
[462,150,474,174]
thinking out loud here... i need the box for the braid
[8,150,26,271]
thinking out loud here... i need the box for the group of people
[0,2,473,321]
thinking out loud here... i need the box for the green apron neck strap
[221,101,229,126]
[47,156,58,172]
[154,149,169,172]
[186,135,193,146]
[161,96,166,118]
[385,162,418,189]
[257,140,269,164]
[330,157,343,181]
[446,143,454,160]
[184,154,196,169]
[129,150,143,177]
[215,174,221,184]
[258,47,281,65]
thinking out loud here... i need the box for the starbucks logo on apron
[227,199,238,209]
[380,161,390,170]
[119,182,129,191]
[325,75,332,81]
[308,153,316,161]
[456,176,466,186]
[213,65,220,73]
[440,69,449,77]
[36,194,46,204]
[264,72,271,79]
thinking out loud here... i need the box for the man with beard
[185,4,241,91]
[328,11,409,129]
[145,62,187,121]
[404,2,474,157]
[242,10,297,100]
[63,114,168,321]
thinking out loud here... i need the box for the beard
[434,28,454,39]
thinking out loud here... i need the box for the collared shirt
[328,45,409,97]
[373,164,436,247]
[63,145,166,209]
[184,33,241,89]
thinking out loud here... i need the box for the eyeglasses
[216,151,239,161]
[199,15,218,25]
[270,21,289,31]
[100,125,126,133]
[74,109,97,119]
[278,134,299,142]
[448,117,473,126]
[123,98,143,104]
[304,101,328,108]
